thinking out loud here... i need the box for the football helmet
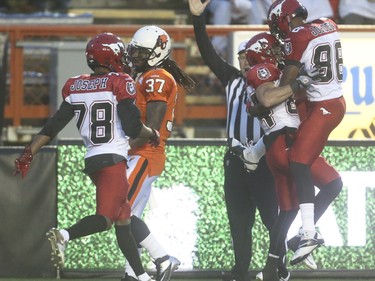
[86,32,126,72]
[245,32,284,66]
[267,0,308,39]
[126,25,171,70]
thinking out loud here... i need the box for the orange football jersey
[129,68,178,176]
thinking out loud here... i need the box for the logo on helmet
[249,38,270,53]
[268,0,286,21]
[156,34,169,50]
[102,43,123,55]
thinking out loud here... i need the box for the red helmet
[86,32,126,72]
[267,0,308,39]
[245,32,283,66]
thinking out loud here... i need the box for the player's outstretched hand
[148,128,160,147]
[14,145,33,178]
[189,0,210,16]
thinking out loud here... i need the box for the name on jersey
[70,77,109,91]
[309,21,336,37]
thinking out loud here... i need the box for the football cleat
[287,229,323,269]
[255,267,279,281]
[290,230,323,266]
[286,234,300,252]
[303,253,317,270]
[288,229,325,251]
[154,255,180,281]
[256,269,290,281]
[315,233,325,245]
[255,271,263,280]
[279,271,290,281]
[46,228,67,269]
[121,273,138,281]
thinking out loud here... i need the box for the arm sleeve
[117,99,143,139]
[193,14,239,85]
[38,100,74,139]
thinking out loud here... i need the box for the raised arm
[189,0,238,85]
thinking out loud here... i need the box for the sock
[66,214,108,240]
[265,254,278,269]
[115,224,145,276]
[124,248,142,278]
[314,178,343,222]
[277,254,289,278]
[269,210,298,254]
[290,162,315,204]
[60,229,70,242]
[299,203,315,237]
[131,215,151,242]
[131,215,168,260]
[140,233,168,260]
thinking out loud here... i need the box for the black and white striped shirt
[193,14,263,145]
[225,75,262,144]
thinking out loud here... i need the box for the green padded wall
[57,142,375,271]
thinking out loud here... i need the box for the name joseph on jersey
[70,77,109,91]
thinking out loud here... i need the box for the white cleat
[303,253,317,270]
[256,270,290,281]
[46,228,67,269]
[155,255,180,281]
[290,230,323,266]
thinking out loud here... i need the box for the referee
[189,1,281,280]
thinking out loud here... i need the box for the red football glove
[148,128,160,147]
[14,145,33,178]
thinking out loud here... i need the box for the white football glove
[296,65,322,89]
[242,137,266,171]
[242,142,259,171]
[290,65,322,92]
[227,138,263,172]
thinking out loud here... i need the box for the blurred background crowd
[1,0,374,58]
[0,0,374,25]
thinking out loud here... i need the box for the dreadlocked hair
[161,58,196,90]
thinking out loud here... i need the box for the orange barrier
[0,24,372,127]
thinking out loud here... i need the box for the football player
[121,25,196,281]
[14,32,159,281]
[266,0,346,265]
[245,31,342,281]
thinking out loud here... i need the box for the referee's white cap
[237,40,248,54]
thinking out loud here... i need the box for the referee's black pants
[223,150,278,276]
